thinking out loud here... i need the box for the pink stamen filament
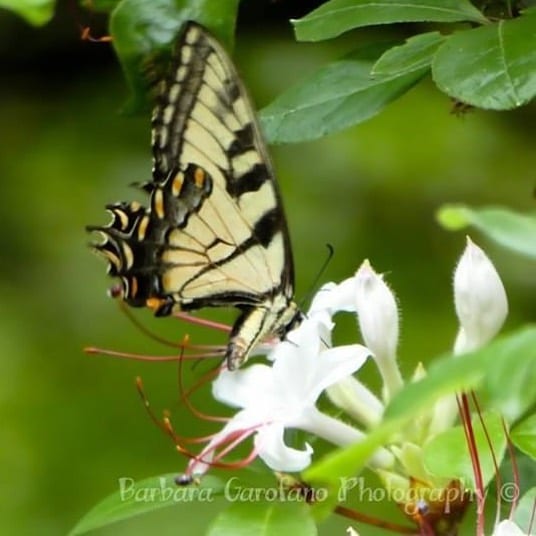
[457,393,485,536]
[116,300,188,347]
[178,364,226,423]
[174,338,227,423]
[173,312,231,333]
[86,346,180,361]
[212,427,259,463]
[84,346,224,361]
[183,423,266,476]
[471,391,503,527]
[162,416,227,445]
[136,376,230,445]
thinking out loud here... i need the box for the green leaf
[293,0,487,42]
[110,0,240,112]
[424,412,507,489]
[372,32,446,76]
[306,327,536,486]
[390,327,536,424]
[207,501,317,536]
[511,415,536,460]
[70,474,225,535]
[514,488,536,532]
[483,354,536,422]
[437,205,536,259]
[260,44,427,144]
[0,0,55,25]
[432,11,536,109]
[479,333,536,424]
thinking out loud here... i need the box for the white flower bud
[453,238,508,354]
[355,260,403,398]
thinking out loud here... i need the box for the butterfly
[87,22,301,370]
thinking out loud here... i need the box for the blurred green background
[1,1,535,534]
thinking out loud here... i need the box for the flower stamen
[176,346,226,423]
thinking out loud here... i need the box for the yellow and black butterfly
[88,22,301,370]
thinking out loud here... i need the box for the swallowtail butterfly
[88,22,301,369]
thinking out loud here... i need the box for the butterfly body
[88,22,300,369]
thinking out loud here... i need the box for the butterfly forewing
[89,22,299,368]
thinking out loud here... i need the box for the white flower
[430,239,509,434]
[186,311,394,476]
[308,279,357,316]
[491,520,528,536]
[454,237,508,354]
[354,260,403,399]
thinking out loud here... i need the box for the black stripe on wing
[88,23,296,321]
[151,22,295,294]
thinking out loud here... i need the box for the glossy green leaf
[478,332,536,423]
[293,0,487,42]
[432,11,536,109]
[514,488,536,532]
[511,415,536,460]
[0,0,55,25]
[437,205,536,259]
[110,0,239,112]
[306,327,536,486]
[70,474,225,535]
[260,44,427,144]
[424,413,507,489]
[372,32,446,76]
[207,501,317,536]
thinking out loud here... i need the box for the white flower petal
[273,338,370,408]
[269,312,329,366]
[286,313,326,355]
[254,423,313,472]
[271,314,332,400]
[308,278,357,315]
[306,344,371,403]
[492,520,527,536]
[212,364,275,409]
[308,282,338,313]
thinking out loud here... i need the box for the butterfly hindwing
[89,22,300,368]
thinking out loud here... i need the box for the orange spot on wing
[146,297,165,311]
[194,167,205,188]
[172,173,184,196]
[130,277,139,298]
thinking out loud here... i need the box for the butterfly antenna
[298,244,335,311]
